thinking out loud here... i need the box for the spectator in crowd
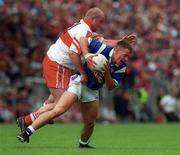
[100,103,117,123]
[0,97,14,123]
[135,87,152,121]
[160,88,179,122]
[113,89,133,122]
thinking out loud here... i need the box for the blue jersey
[82,38,126,90]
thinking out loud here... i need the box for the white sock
[79,139,89,145]
[28,125,35,132]
[30,113,37,122]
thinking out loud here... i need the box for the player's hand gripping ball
[89,54,108,72]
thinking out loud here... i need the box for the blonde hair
[115,41,133,53]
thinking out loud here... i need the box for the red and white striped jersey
[47,19,92,70]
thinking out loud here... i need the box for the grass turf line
[0,123,180,155]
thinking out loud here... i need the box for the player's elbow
[69,50,76,56]
[69,51,79,60]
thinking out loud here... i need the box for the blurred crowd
[0,0,179,123]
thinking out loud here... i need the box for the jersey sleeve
[88,38,107,54]
[112,66,126,87]
[69,31,92,55]
[69,35,82,55]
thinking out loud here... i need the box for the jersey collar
[109,49,120,67]
[82,18,92,30]
[109,49,114,64]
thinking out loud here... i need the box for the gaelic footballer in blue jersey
[17,37,133,148]
[80,37,132,90]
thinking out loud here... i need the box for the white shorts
[67,74,99,102]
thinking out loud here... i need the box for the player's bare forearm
[79,37,89,56]
[104,39,118,47]
[104,73,115,90]
[104,34,137,47]
[80,36,118,48]
[103,64,115,90]
[69,51,85,74]
[69,51,88,84]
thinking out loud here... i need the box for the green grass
[0,123,180,155]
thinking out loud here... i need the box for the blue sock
[25,125,35,136]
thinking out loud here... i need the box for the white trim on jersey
[114,67,126,73]
[62,66,65,88]
[113,79,119,86]
[108,49,114,64]
[96,44,106,54]
[56,65,60,88]
[88,37,92,43]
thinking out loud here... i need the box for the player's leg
[17,55,73,132]
[79,100,99,148]
[32,94,55,119]
[17,94,55,130]
[16,89,64,132]
[17,91,78,143]
[31,91,78,129]
[17,74,80,143]
[36,94,55,115]
[17,74,79,143]
[28,67,75,122]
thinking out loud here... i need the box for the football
[90,54,108,72]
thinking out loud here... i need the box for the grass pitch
[0,123,180,155]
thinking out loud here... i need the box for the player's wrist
[84,53,95,59]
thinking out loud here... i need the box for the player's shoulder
[68,20,92,37]
[89,37,104,45]
[88,38,105,50]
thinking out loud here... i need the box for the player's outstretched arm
[104,34,137,47]
[79,37,90,55]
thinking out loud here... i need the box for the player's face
[113,48,130,65]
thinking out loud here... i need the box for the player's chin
[116,61,123,65]
[120,60,127,64]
